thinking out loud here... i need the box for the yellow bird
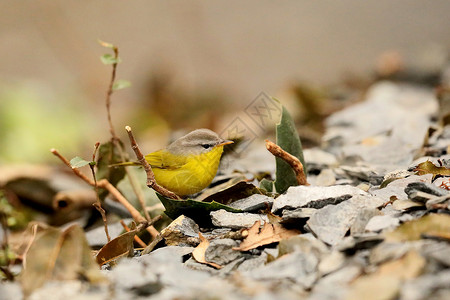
[120,129,233,196]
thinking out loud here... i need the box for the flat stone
[281,207,317,224]
[400,269,450,300]
[210,209,268,229]
[392,199,424,210]
[307,195,385,246]
[272,185,367,213]
[370,174,433,201]
[351,208,383,235]
[160,215,200,246]
[204,239,243,266]
[405,181,449,197]
[228,194,274,212]
[243,250,319,289]
[365,215,400,232]
[318,251,346,276]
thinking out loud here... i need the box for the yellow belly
[151,147,224,196]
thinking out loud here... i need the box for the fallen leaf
[192,233,222,269]
[233,220,300,251]
[95,227,136,266]
[413,160,450,179]
[20,225,103,297]
[385,213,450,242]
[347,250,426,300]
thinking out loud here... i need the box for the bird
[117,129,233,196]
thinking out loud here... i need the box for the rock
[303,148,339,170]
[210,209,268,229]
[339,165,384,185]
[243,250,319,289]
[351,208,383,234]
[204,239,244,266]
[281,207,317,224]
[272,185,367,213]
[405,181,449,197]
[313,169,337,186]
[318,251,346,276]
[365,215,400,232]
[370,175,433,201]
[307,195,385,245]
[160,215,200,246]
[369,242,411,265]
[392,199,424,211]
[400,269,450,300]
[227,194,274,212]
[237,252,268,272]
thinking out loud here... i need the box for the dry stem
[265,140,309,186]
[125,126,181,200]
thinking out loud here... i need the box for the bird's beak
[216,140,234,147]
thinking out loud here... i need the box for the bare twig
[51,148,147,223]
[125,126,181,200]
[90,142,111,242]
[265,140,309,186]
[102,44,152,222]
[120,220,147,248]
[105,46,119,140]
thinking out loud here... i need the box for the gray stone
[369,242,411,265]
[204,239,243,266]
[228,194,274,212]
[405,181,449,197]
[160,215,200,246]
[365,215,400,232]
[237,252,268,272]
[312,168,337,186]
[210,209,268,229]
[281,207,317,224]
[243,251,319,289]
[307,195,385,245]
[85,219,133,248]
[392,199,424,210]
[351,208,383,234]
[400,269,450,300]
[272,185,367,213]
[318,251,346,276]
[370,174,433,201]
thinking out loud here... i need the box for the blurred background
[1,0,450,163]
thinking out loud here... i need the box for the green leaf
[259,178,274,192]
[96,141,127,200]
[273,100,307,194]
[100,54,121,65]
[112,79,131,91]
[70,156,91,168]
[157,194,242,227]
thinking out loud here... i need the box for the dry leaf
[413,160,450,179]
[20,225,103,297]
[192,233,222,269]
[385,213,450,242]
[233,221,300,251]
[96,228,136,266]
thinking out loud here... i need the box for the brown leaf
[192,233,222,269]
[20,225,103,297]
[385,213,450,242]
[95,228,136,266]
[413,161,450,179]
[233,221,300,251]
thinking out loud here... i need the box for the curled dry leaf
[233,220,301,252]
[95,227,136,266]
[192,233,222,269]
[413,161,450,179]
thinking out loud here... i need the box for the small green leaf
[100,54,121,65]
[157,194,242,227]
[273,100,307,194]
[112,79,131,91]
[97,39,115,49]
[259,178,274,192]
[70,156,91,168]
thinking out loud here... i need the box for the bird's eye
[201,144,211,149]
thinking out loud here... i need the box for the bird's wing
[145,149,188,170]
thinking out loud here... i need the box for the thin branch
[51,148,147,223]
[103,44,152,222]
[106,46,119,140]
[125,126,181,200]
[90,142,111,242]
[265,140,309,186]
[120,220,147,248]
